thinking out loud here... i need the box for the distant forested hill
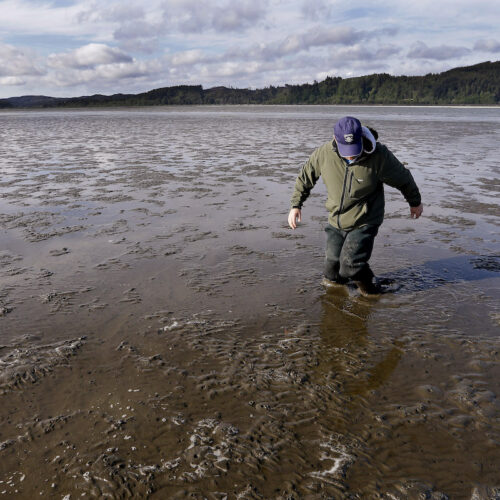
[1,61,498,108]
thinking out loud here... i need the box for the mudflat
[0,105,499,499]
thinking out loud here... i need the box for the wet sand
[0,105,499,498]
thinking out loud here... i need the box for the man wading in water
[288,116,423,296]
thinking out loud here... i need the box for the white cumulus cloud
[407,41,470,60]
[162,0,267,33]
[0,42,44,78]
[48,43,133,69]
[474,39,500,53]
[42,43,163,91]
[0,76,26,85]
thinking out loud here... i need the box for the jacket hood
[332,125,378,158]
[361,126,376,154]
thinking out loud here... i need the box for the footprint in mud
[0,251,23,268]
[40,287,94,312]
[49,247,70,256]
[227,221,268,231]
[271,231,304,239]
[0,306,14,316]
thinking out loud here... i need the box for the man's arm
[377,145,423,218]
[288,150,321,229]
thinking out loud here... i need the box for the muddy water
[0,105,499,499]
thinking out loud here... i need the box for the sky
[0,0,499,98]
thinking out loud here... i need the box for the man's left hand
[410,204,423,219]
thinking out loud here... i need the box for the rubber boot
[322,276,348,288]
[354,277,383,296]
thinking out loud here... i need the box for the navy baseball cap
[334,116,363,157]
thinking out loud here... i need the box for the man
[288,116,423,296]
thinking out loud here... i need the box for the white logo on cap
[344,134,354,143]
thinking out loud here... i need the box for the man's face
[334,137,357,161]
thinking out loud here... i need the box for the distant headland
[1,61,498,108]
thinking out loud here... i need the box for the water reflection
[315,290,402,397]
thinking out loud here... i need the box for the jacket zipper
[337,165,350,229]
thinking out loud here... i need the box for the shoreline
[1,103,500,112]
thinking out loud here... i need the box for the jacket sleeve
[377,145,422,207]
[290,149,322,209]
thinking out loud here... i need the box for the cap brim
[337,141,362,158]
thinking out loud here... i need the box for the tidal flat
[0,105,499,499]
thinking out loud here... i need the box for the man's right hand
[410,203,423,219]
[288,208,302,229]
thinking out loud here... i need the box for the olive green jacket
[290,134,421,230]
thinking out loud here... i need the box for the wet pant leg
[324,224,347,282]
[339,224,379,280]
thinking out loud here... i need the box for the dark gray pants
[324,224,379,282]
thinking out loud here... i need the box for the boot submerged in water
[322,276,348,288]
[354,277,383,296]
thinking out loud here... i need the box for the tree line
[0,61,498,108]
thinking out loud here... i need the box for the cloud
[170,49,219,66]
[223,25,394,64]
[47,58,160,88]
[101,3,146,23]
[167,39,403,89]
[165,26,370,71]
[301,0,333,21]
[407,41,470,60]
[198,60,264,79]
[42,42,161,89]
[73,1,267,55]
[0,76,26,85]
[0,39,159,94]
[165,25,403,88]
[211,1,266,31]
[113,20,162,41]
[0,42,44,78]
[474,39,500,53]
[374,45,401,59]
[323,43,401,66]
[95,4,166,53]
[48,43,133,69]
[0,0,102,38]
[328,44,374,63]
[303,26,361,48]
[112,20,165,53]
[162,0,267,33]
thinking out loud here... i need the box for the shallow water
[0,105,499,499]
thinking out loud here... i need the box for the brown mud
[0,105,499,499]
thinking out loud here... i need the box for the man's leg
[339,225,379,291]
[324,224,348,284]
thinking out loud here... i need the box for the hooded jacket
[290,126,421,231]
